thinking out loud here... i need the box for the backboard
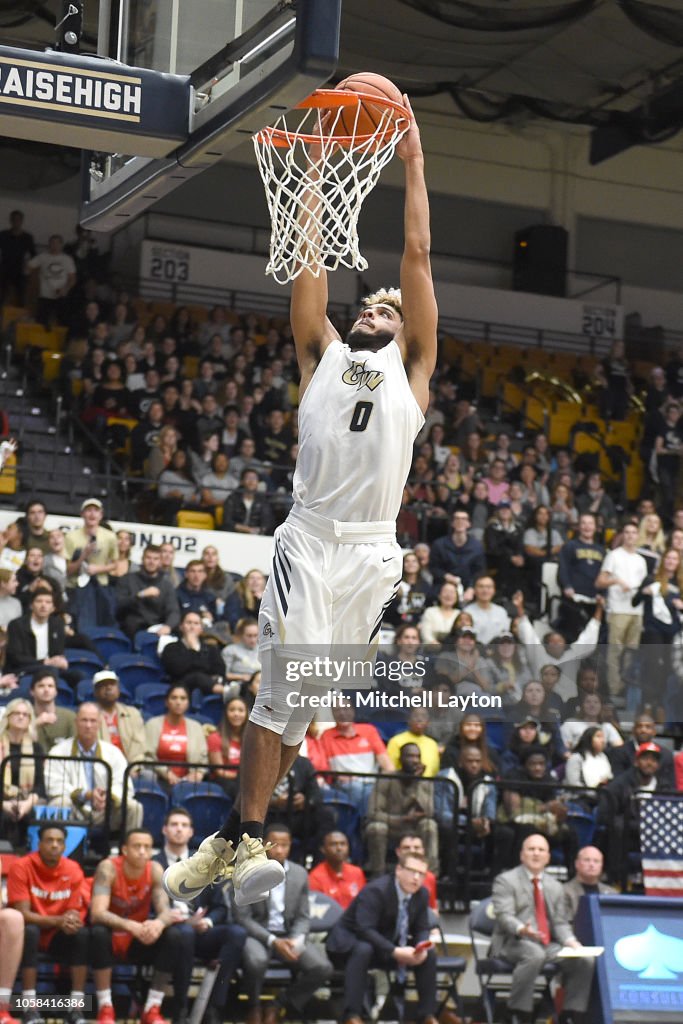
[77,0,340,231]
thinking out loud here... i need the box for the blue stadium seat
[135,788,169,844]
[108,653,166,690]
[55,678,75,707]
[375,720,408,743]
[134,630,163,663]
[323,796,363,862]
[134,681,169,704]
[199,695,223,726]
[187,713,216,727]
[566,807,597,847]
[27,806,87,858]
[484,720,505,752]
[81,626,132,661]
[172,780,225,805]
[182,792,232,839]
[65,648,104,674]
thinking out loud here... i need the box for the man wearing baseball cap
[598,740,665,884]
[93,670,146,767]
[63,499,118,629]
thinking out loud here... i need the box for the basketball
[334,72,405,138]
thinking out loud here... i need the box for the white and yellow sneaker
[232,833,285,907]
[162,832,236,902]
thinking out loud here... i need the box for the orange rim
[255,87,410,149]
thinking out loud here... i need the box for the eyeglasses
[9,710,29,717]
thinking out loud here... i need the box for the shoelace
[241,834,275,858]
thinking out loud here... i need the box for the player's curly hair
[361,287,402,318]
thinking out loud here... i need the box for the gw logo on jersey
[341,361,384,392]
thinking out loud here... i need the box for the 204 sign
[582,305,616,339]
[149,248,190,283]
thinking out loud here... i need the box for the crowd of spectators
[1,212,683,1024]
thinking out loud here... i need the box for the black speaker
[513,224,568,297]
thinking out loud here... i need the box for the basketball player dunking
[164,96,437,907]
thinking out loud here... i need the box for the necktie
[532,877,551,945]
[396,897,410,982]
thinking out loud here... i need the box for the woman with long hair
[427,423,451,470]
[560,692,624,752]
[144,684,208,790]
[506,680,566,763]
[201,545,235,615]
[223,569,266,631]
[636,513,666,573]
[156,448,202,523]
[549,482,578,542]
[441,712,499,773]
[632,547,683,717]
[147,425,179,482]
[419,581,459,647]
[437,452,471,498]
[222,618,261,687]
[109,529,138,579]
[161,609,226,696]
[207,696,248,797]
[564,725,612,806]
[384,550,433,628]
[461,430,488,476]
[488,633,532,705]
[0,698,45,843]
[523,504,562,607]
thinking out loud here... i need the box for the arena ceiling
[337,0,683,141]
[1,0,683,190]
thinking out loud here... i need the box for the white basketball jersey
[292,339,424,523]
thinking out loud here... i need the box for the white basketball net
[253,90,410,284]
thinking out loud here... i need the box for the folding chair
[134,630,163,662]
[469,897,558,1024]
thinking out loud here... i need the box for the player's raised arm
[290,122,341,391]
[395,97,438,412]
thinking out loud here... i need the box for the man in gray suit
[233,823,333,1024]
[563,846,614,923]
[490,833,594,1024]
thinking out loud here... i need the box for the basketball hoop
[253,89,410,284]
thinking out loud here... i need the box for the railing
[0,753,113,850]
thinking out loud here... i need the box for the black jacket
[161,639,225,685]
[6,613,65,672]
[598,765,664,823]
[222,489,273,535]
[116,569,180,634]
[326,872,429,958]
[607,739,675,790]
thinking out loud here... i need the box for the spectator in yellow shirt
[386,708,441,778]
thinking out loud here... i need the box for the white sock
[97,990,113,1010]
[71,992,85,1004]
[144,990,165,1013]
[23,991,36,1001]
[0,988,11,1006]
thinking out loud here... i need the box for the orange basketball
[334,72,405,139]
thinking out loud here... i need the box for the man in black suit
[154,808,246,1024]
[5,587,67,676]
[326,852,455,1024]
[233,823,332,1024]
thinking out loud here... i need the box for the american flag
[639,795,683,897]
